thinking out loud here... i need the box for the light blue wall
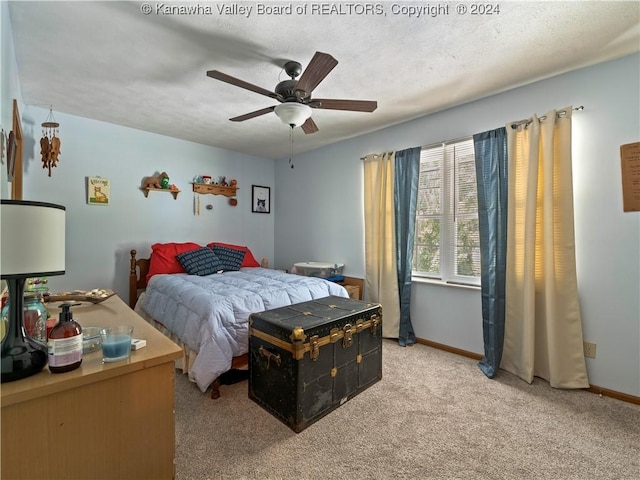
[0,0,22,200]
[1,5,275,301]
[18,107,275,300]
[275,54,640,397]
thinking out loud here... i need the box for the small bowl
[82,326,103,354]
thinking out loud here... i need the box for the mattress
[138,267,348,392]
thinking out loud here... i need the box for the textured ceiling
[8,1,640,159]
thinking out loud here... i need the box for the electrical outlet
[583,341,597,358]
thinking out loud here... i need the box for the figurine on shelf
[142,171,169,189]
[229,179,237,188]
[160,175,170,189]
[219,176,228,186]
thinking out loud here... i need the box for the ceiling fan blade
[311,99,378,112]
[207,70,282,100]
[294,52,338,98]
[230,106,276,122]
[301,117,319,134]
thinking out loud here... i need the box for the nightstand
[344,284,360,300]
[338,276,364,300]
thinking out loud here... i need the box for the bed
[128,243,349,399]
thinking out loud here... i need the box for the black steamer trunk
[249,296,382,433]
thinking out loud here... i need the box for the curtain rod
[510,105,584,129]
[361,151,393,161]
[361,105,586,159]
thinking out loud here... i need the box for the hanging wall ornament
[41,107,61,177]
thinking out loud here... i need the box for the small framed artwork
[87,176,110,205]
[252,185,270,213]
[621,141,640,212]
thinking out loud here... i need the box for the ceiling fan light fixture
[274,103,312,127]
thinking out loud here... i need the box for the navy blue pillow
[176,247,223,276]
[211,245,246,271]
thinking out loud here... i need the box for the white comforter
[139,267,348,392]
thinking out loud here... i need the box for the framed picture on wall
[87,176,110,205]
[252,185,270,214]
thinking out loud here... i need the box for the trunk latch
[309,335,320,361]
[343,324,354,348]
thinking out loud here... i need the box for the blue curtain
[473,128,508,377]
[394,147,421,346]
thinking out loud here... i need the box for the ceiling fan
[206,51,377,134]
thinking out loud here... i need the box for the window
[412,137,480,285]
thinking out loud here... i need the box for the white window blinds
[413,137,480,285]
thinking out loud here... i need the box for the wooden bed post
[129,249,152,309]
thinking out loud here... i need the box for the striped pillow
[211,245,246,271]
[176,247,223,276]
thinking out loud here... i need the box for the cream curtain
[363,152,400,338]
[501,108,589,388]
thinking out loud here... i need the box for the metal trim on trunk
[249,313,380,361]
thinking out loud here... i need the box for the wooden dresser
[1,295,182,480]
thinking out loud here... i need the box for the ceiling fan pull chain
[289,126,295,169]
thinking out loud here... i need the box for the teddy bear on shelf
[142,172,169,189]
[229,179,237,187]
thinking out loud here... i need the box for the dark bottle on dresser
[48,302,83,373]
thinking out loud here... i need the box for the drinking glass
[100,326,134,363]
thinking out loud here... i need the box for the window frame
[412,137,480,287]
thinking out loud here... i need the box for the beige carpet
[174,340,640,480]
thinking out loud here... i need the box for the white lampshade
[274,103,312,127]
[1,200,66,278]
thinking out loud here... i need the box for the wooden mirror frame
[11,99,23,200]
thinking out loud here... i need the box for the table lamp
[1,200,66,382]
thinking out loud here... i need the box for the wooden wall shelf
[142,187,180,200]
[192,183,238,198]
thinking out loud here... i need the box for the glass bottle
[23,292,48,344]
[48,303,83,373]
[1,292,48,344]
